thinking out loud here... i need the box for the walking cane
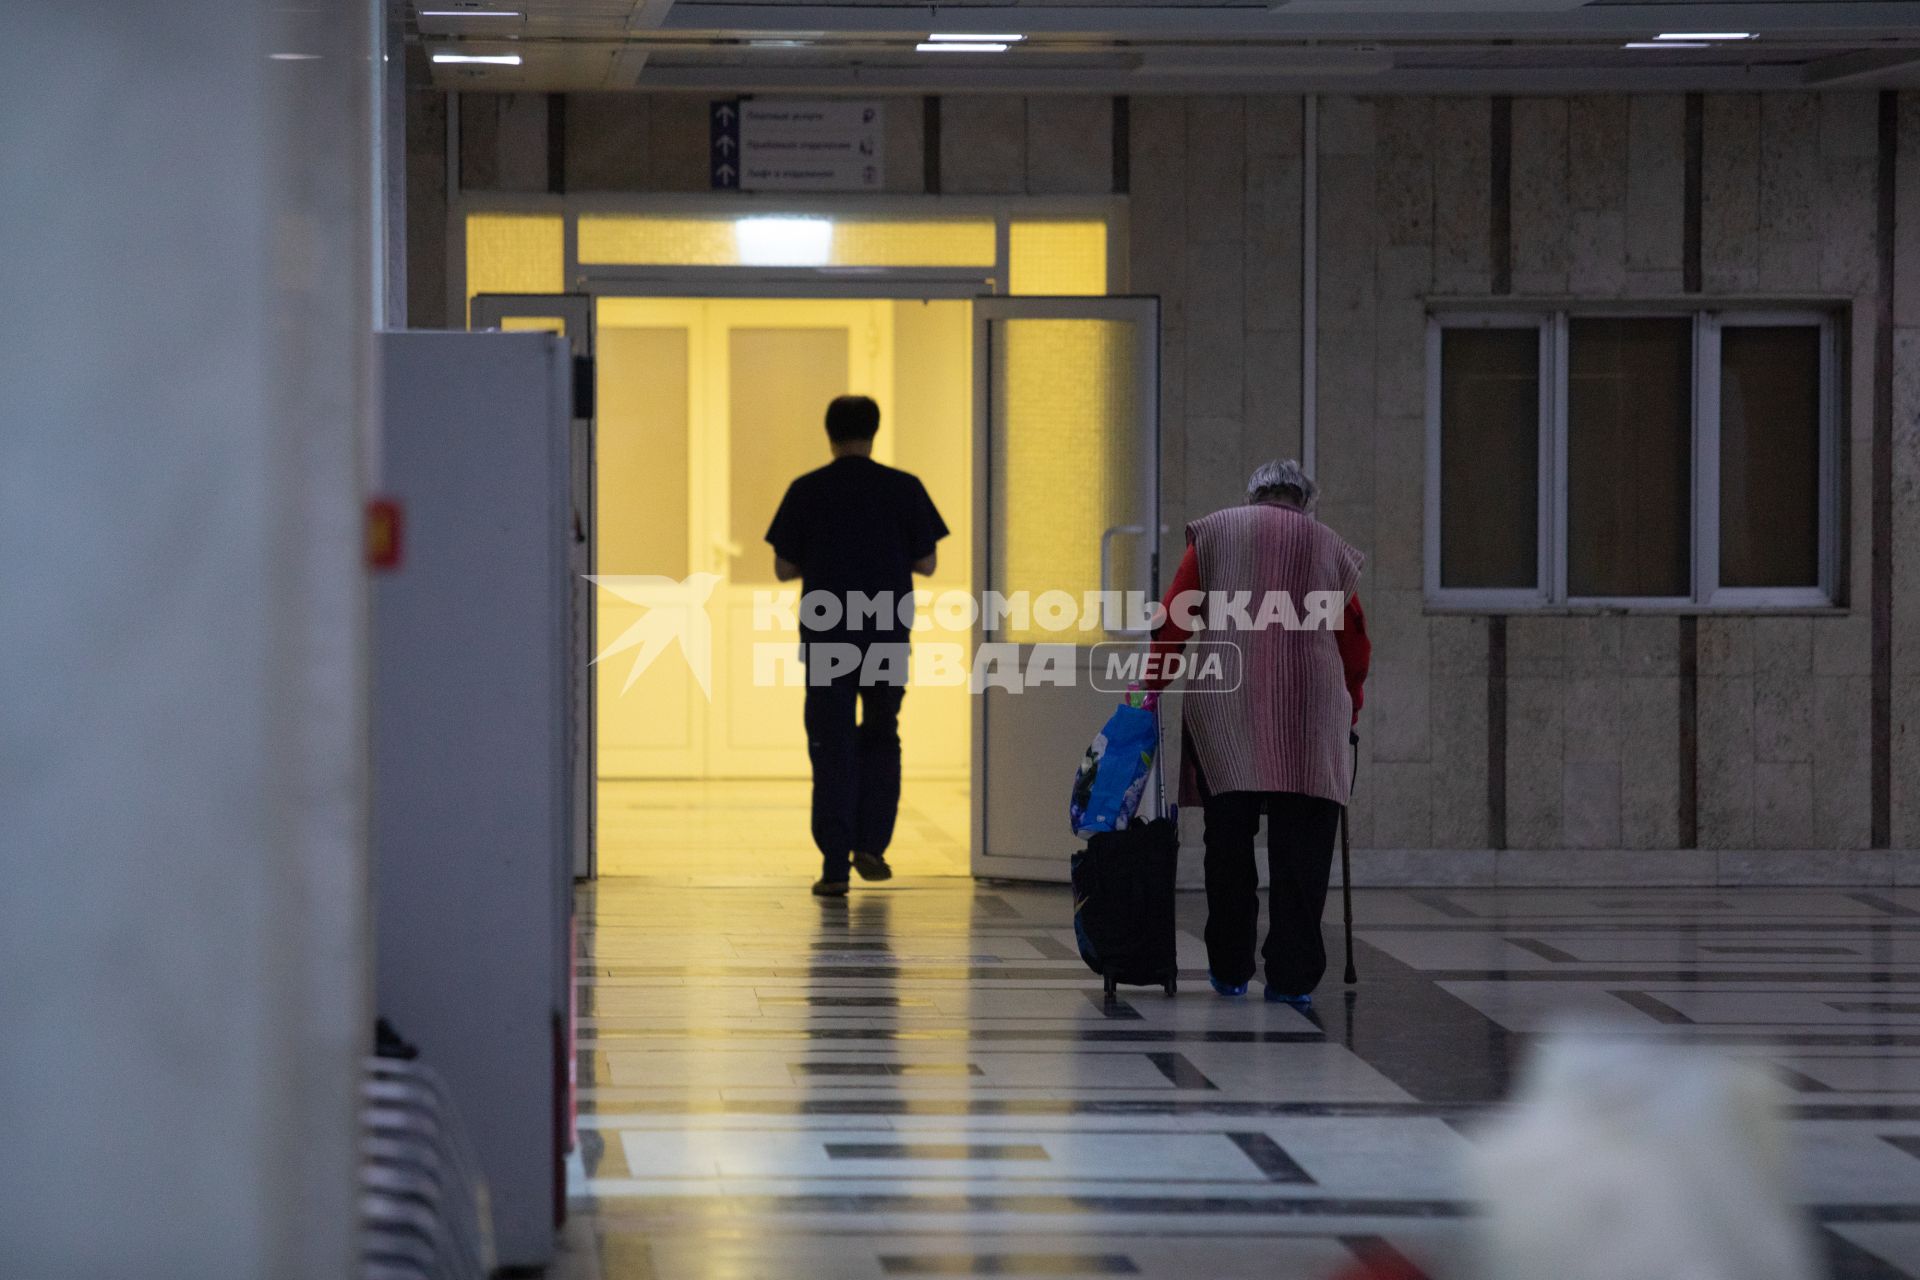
[1342,730,1359,985]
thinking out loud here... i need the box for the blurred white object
[1464,1031,1823,1280]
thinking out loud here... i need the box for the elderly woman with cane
[1147,460,1370,1009]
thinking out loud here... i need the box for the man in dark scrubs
[767,395,948,897]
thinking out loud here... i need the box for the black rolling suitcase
[1070,705,1179,997]
[1071,814,1179,996]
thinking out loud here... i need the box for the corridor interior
[593,293,975,881]
[554,214,1920,1280]
[557,879,1920,1280]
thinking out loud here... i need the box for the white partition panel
[373,331,573,1269]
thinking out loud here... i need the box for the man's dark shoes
[811,876,850,898]
[851,851,893,882]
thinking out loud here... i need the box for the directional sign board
[711,98,885,192]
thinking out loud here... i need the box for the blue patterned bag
[1068,700,1159,838]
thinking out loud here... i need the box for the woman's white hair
[1246,459,1318,511]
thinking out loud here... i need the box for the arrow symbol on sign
[714,134,736,156]
[714,162,737,182]
[714,103,736,125]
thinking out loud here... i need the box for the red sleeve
[1336,593,1371,724]
[1145,544,1201,692]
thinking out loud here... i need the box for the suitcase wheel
[1103,975,1117,998]
[1163,976,1177,996]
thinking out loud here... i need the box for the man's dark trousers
[803,642,906,881]
[1200,790,1343,994]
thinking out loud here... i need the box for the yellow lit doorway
[593,296,973,877]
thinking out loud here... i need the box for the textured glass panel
[577,216,738,266]
[990,318,1138,646]
[577,214,997,268]
[1439,328,1540,590]
[834,219,996,267]
[1009,221,1108,295]
[730,328,849,585]
[597,327,690,578]
[1719,326,1821,588]
[1567,318,1693,598]
[464,213,564,320]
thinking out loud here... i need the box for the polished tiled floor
[556,875,1920,1279]
[598,780,970,879]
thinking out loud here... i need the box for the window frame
[1695,310,1843,610]
[1423,311,1556,610]
[1425,306,1839,612]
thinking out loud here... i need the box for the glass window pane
[1719,326,1822,588]
[464,213,564,322]
[1567,317,1693,598]
[597,326,690,578]
[729,328,849,585]
[989,317,1141,645]
[831,219,996,268]
[1009,221,1108,295]
[1439,327,1540,590]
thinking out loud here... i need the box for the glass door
[591,297,891,782]
[471,293,596,880]
[971,297,1160,882]
[705,299,893,778]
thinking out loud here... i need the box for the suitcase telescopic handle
[1152,701,1167,820]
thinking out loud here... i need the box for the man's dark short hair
[825,395,881,443]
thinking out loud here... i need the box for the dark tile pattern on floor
[558,881,1920,1280]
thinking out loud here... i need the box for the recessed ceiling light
[269,52,321,60]
[927,32,1024,43]
[916,41,1011,53]
[1623,41,1707,49]
[1656,32,1755,42]
[432,51,523,64]
[419,8,523,14]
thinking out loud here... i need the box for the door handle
[1099,524,1150,638]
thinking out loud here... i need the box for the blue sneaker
[1264,988,1313,1010]
[1208,972,1249,997]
